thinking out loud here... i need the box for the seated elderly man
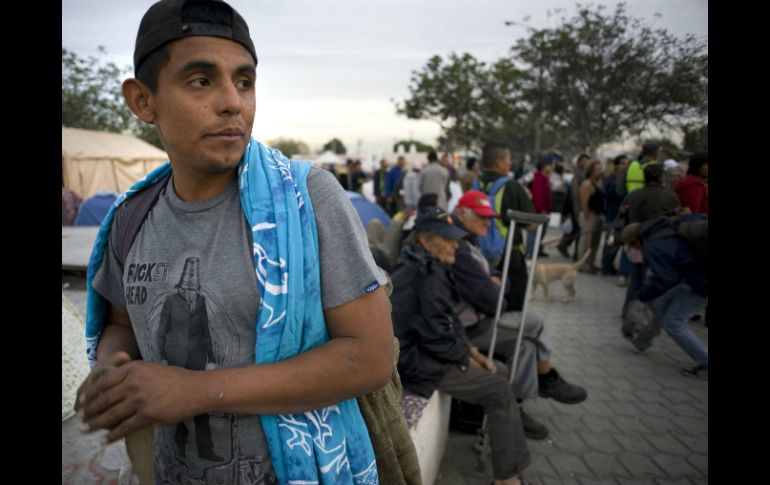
[390,207,533,485]
[450,190,588,440]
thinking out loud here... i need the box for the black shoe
[539,370,588,404]
[519,407,549,440]
[538,250,550,258]
[557,245,569,258]
[682,365,708,378]
[578,266,597,275]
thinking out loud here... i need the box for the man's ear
[122,78,156,124]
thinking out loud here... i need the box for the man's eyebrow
[176,60,256,77]
[234,63,257,77]
[177,60,217,74]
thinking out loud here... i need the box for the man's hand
[468,346,496,373]
[74,351,132,413]
[77,355,201,444]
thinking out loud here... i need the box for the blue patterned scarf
[85,139,378,484]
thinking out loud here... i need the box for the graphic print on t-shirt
[158,257,223,463]
[130,255,271,483]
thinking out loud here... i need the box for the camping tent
[315,150,343,165]
[62,127,169,198]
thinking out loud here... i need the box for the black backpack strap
[114,172,172,267]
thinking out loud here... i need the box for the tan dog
[528,250,591,301]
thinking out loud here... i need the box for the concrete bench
[400,390,452,485]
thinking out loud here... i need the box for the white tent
[62,127,169,198]
[315,150,343,165]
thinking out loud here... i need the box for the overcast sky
[62,0,708,156]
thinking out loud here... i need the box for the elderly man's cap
[134,0,257,75]
[415,207,467,240]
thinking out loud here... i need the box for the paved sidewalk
[436,250,708,484]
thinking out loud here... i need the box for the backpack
[640,213,708,258]
[113,172,172,266]
[472,176,510,265]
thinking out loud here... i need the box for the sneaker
[557,245,569,258]
[538,250,550,258]
[617,276,628,287]
[519,407,549,440]
[538,370,587,404]
[621,321,633,339]
[631,335,652,352]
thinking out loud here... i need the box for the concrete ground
[435,247,708,485]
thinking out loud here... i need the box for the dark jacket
[450,220,505,317]
[390,243,470,398]
[627,184,681,223]
[637,216,708,301]
[603,174,624,223]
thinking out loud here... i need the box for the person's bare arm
[580,179,592,217]
[74,304,139,413]
[79,288,394,443]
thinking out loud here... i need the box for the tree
[682,123,707,154]
[268,137,310,156]
[511,3,707,153]
[396,3,707,157]
[322,138,347,155]
[393,140,434,153]
[395,53,492,152]
[62,47,164,148]
[62,47,134,133]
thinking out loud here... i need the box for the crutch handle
[505,209,550,226]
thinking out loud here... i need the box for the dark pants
[438,363,531,480]
[503,250,528,313]
[601,236,621,274]
[557,217,580,260]
[622,262,648,318]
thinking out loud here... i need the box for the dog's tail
[572,250,592,270]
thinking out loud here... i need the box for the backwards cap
[134,0,257,75]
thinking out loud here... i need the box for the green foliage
[322,138,347,155]
[396,3,707,157]
[682,123,708,154]
[62,47,163,149]
[393,139,434,153]
[62,47,133,133]
[268,137,310,156]
[395,53,525,152]
[513,3,707,152]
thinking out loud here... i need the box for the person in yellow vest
[625,142,661,194]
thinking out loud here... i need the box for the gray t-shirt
[93,167,386,485]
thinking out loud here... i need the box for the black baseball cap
[134,0,258,75]
[414,207,467,240]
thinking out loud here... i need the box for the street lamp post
[504,20,544,156]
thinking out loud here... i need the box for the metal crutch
[477,209,551,462]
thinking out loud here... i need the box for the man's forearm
[195,335,392,416]
[96,323,141,362]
